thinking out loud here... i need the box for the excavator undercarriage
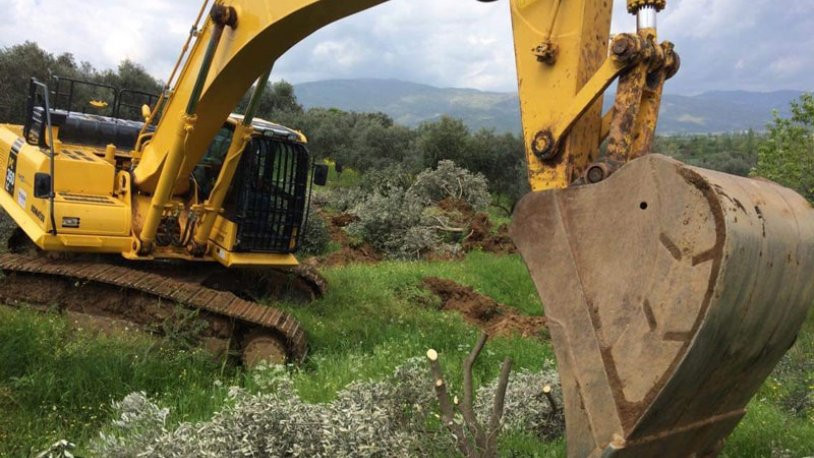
[0,220,320,367]
[0,228,324,365]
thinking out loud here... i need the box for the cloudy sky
[1,0,812,95]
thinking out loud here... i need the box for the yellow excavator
[0,0,812,456]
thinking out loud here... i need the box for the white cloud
[770,56,807,79]
[661,0,766,39]
[0,0,811,94]
[311,39,369,69]
[0,0,198,80]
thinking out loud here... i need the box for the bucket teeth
[511,154,814,457]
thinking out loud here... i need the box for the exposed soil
[314,211,383,267]
[437,198,517,255]
[463,213,517,255]
[318,244,382,267]
[331,213,359,228]
[422,277,547,339]
[437,197,475,215]
[65,310,144,337]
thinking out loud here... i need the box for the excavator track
[0,252,311,364]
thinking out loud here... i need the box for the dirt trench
[422,277,547,339]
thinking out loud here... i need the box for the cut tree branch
[485,357,513,457]
[427,332,512,458]
[462,332,489,448]
[427,349,469,454]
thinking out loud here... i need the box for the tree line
[0,42,162,123]
[0,41,810,205]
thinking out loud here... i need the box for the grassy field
[0,252,812,456]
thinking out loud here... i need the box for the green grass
[321,159,362,190]
[275,252,550,402]
[722,307,814,457]
[0,252,812,456]
[0,307,240,456]
[0,253,553,456]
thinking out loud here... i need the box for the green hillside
[295,78,802,134]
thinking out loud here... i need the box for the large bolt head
[612,39,630,56]
[586,165,606,184]
[532,131,557,161]
[611,34,640,63]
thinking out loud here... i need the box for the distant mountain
[294,78,804,135]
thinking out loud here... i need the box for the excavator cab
[196,119,313,255]
[19,75,318,258]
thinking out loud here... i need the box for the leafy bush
[0,210,16,252]
[299,205,331,256]
[347,161,491,259]
[91,359,445,457]
[325,187,369,213]
[409,160,490,211]
[347,187,439,259]
[474,370,564,441]
[89,360,564,457]
[754,93,814,202]
[358,163,414,195]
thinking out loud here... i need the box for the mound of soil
[422,277,547,339]
[463,213,516,255]
[313,210,383,267]
[437,197,475,215]
[437,198,516,255]
[331,213,359,228]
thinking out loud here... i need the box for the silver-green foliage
[347,161,490,259]
[409,160,490,210]
[89,359,563,457]
[299,205,331,256]
[474,369,564,441]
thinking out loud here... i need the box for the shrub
[347,187,438,259]
[326,187,369,213]
[347,161,491,259]
[358,163,414,195]
[409,160,490,210]
[91,358,449,457]
[89,360,564,457]
[298,205,331,256]
[474,369,564,441]
[0,210,16,252]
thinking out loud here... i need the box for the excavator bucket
[511,154,814,457]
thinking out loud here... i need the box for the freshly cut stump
[511,154,814,458]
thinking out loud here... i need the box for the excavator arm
[121,0,814,455]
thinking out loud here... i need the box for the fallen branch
[430,216,467,233]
